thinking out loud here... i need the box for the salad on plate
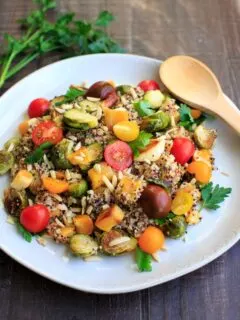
[0,79,232,272]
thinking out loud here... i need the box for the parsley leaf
[200,182,232,210]
[134,100,154,117]
[16,222,32,243]
[95,11,114,27]
[136,246,152,272]
[154,212,176,226]
[25,141,53,164]
[128,131,153,157]
[179,104,207,130]
[55,87,86,106]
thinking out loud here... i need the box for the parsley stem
[6,52,40,80]
[0,50,16,88]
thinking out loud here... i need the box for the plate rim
[0,53,239,294]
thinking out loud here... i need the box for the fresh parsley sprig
[179,104,206,131]
[16,222,33,242]
[128,131,153,157]
[55,87,86,106]
[200,182,232,211]
[0,0,124,89]
[25,141,53,164]
[136,246,152,272]
[154,212,176,226]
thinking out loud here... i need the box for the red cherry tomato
[28,98,50,118]
[20,204,50,233]
[32,121,63,146]
[170,137,195,165]
[104,140,133,171]
[138,80,160,92]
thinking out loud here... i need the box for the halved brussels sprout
[116,85,132,95]
[0,150,14,175]
[51,138,73,169]
[77,100,102,120]
[69,180,88,198]
[3,137,20,153]
[29,170,42,195]
[194,125,217,149]
[144,90,164,108]
[50,95,65,107]
[101,230,137,255]
[4,187,28,217]
[69,234,98,257]
[162,216,187,239]
[141,111,170,132]
[63,109,98,130]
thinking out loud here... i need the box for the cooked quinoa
[1,79,221,271]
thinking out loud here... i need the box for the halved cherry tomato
[20,204,50,233]
[138,226,165,254]
[171,190,193,215]
[187,161,212,183]
[32,121,63,146]
[104,140,133,171]
[113,121,139,142]
[28,98,50,118]
[138,80,160,92]
[170,137,195,165]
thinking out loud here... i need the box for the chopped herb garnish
[200,182,232,211]
[16,222,32,243]
[134,100,154,117]
[179,104,206,131]
[25,141,53,164]
[136,246,152,272]
[128,131,153,157]
[55,87,86,106]
[154,212,176,226]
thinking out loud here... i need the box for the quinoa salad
[1,79,232,272]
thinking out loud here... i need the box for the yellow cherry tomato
[113,120,140,142]
[171,190,194,215]
[187,161,212,183]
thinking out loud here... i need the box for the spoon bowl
[160,56,240,134]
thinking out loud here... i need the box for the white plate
[0,54,239,294]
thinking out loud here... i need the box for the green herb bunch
[0,0,124,89]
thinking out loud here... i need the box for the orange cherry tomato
[138,226,165,254]
[113,120,140,142]
[191,109,202,119]
[18,120,29,135]
[171,190,193,215]
[187,161,212,183]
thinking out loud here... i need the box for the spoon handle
[214,94,240,135]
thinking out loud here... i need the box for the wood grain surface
[0,0,239,319]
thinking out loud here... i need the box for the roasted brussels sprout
[69,234,98,257]
[29,170,42,195]
[141,111,170,132]
[69,180,88,198]
[51,138,73,169]
[193,125,217,149]
[63,109,98,129]
[116,85,132,95]
[101,230,137,255]
[50,95,65,107]
[0,150,14,175]
[68,142,103,171]
[162,216,187,239]
[78,100,102,120]
[144,90,164,108]
[3,137,20,153]
[4,187,28,217]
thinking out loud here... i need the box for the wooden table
[0,0,239,319]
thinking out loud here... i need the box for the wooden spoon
[159,55,240,135]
